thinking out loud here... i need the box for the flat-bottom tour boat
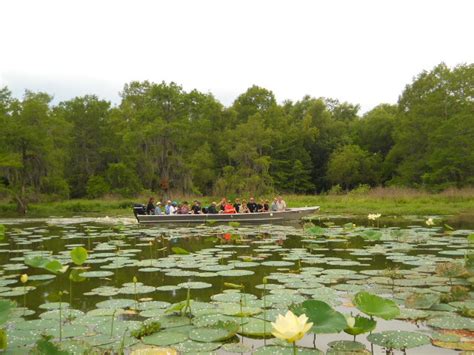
[133,206,320,224]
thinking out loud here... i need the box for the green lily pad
[253,345,323,354]
[142,330,188,346]
[353,291,400,320]
[292,300,347,334]
[367,330,431,350]
[79,271,113,278]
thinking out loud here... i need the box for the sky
[0,0,473,113]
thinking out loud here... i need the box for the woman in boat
[178,201,190,214]
[223,200,236,214]
[239,199,249,213]
[155,201,163,215]
[263,199,270,212]
[146,197,156,215]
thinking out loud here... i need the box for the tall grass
[0,187,472,217]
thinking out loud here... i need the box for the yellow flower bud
[20,274,28,283]
[133,276,138,284]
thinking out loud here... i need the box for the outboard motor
[133,203,146,219]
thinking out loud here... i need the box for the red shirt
[224,203,236,214]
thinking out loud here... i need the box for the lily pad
[367,330,431,350]
[353,291,400,320]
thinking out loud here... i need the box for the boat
[133,206,320,224]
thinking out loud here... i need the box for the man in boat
[276,196,287,211]
[165,200,173,215]
[247,197,258,213]
[191,200,202,214]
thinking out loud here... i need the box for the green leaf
[35,335,70,355]
[404,292,440,309]
[292,300,347,334]
[0,225,5,241]
[353,291,400,320]
[343,316,376,336]
[70,247,88,266]
[45,260,68,274]
[0,329,6,350]
[367,331,430,350]
[69,269,86,283]
[171,247,190,255]
[25,256,50,268]
[0,300,14,326]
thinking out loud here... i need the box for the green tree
[57,95,113,197]
[387,63,474,187]
[327,145,379,190]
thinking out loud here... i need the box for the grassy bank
[0,187,473,218]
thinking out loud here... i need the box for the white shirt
[276,200,287,211]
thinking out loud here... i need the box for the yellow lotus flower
[271,310,313,343]
[426,218,434,226]
[20,274,28,284]
[133,276,138,283]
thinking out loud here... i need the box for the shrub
[86,176,110,198]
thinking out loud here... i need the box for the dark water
[0,214,473,354]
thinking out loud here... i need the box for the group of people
[145,196,287,215]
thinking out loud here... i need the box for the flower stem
[293,341,297,355]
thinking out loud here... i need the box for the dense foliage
[0,63,472,211]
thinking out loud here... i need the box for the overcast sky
[0,0,472,112]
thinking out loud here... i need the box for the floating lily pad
[79,271,114,278]
[367,330,431,349]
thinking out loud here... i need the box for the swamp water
[0,215,473,354]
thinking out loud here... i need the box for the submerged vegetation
[0,63,473,214]
[0,217,473,353]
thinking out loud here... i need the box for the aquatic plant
[271,310,312,354]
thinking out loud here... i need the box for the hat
[157,202,161,205]
[172,201,178,206]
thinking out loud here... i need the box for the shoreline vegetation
[0,187,473,219]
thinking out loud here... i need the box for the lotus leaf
[253,345,323,354]
[427,316,474,330]
[70,247,88,266]
[173,339,222,353]
[343,315,376,336]
[367,330,431,349]
[292,300,347,334]
[353,291,400,320]
[142,330,187,346]
[405,292,440,309]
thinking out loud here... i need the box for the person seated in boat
[247,197,258,213]
[239,199,250,213]
[263,199,270,212]
[191,200,202,214]
[270,197,278,211]
[233,198,241,213]
[257,199,264,212]
[276,196,287,211]
[169,201,178,214]
[217,197,227,212]
[223,200,236,214]
[165,200,174,215]
[146,197,156,215]
[155,201,163,215]
[178,201,190,214]
[207,201,218,214]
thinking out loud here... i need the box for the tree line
[0,63,472,213]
